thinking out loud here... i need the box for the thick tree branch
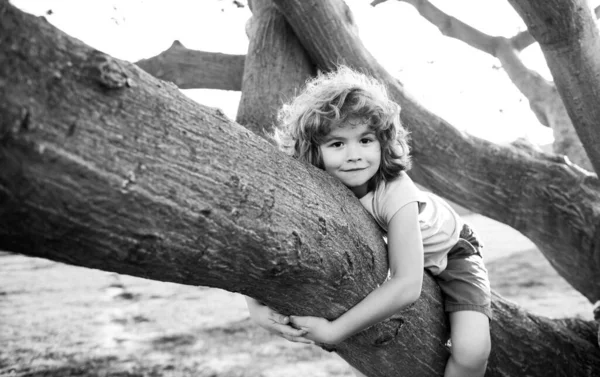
[135,41,245,91]
[1,2,599,376]
[235,0,315,136]
[271,0,600,304]
[507,0,600,176]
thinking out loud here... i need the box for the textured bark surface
[273,0,600,305]
[235,0,315,136]
[135,41,245,91]
[1,2,600,376]
[507,0,600,176]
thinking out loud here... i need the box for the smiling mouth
[342,168,366,172]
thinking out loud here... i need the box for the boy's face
[319,119,381,198]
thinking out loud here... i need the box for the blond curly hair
[273,66,411,188]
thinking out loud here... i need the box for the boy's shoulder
[378,171,417,196]
[366,172,427,228]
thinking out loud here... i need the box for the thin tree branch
[372,0,594,170]
[371,0,600,53]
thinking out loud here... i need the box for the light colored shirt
[359,172,462,275]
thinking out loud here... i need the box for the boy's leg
[445,310,490,377]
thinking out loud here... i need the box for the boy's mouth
[342,167,366,172]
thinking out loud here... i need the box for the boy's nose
[346,145,362,161]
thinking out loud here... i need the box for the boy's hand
[249,302,314,344]
[289,315,344,345]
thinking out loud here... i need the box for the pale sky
[11,0,572,145]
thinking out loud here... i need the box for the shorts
[436,223,493,320]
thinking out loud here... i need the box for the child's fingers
[281,334,315,345]
[288,315,308,328]
[269,311,289,324]
[276,323,308,337]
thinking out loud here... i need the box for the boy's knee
[451,336,491,369]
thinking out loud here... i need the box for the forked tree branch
[371,0,595,170]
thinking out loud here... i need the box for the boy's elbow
[407,285,422,305]
[389,277,422,307]
[403,279,422,305]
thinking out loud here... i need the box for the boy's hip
[436,223,493,319]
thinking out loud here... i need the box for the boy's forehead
[333,116,371,129]
[327,121,374,137]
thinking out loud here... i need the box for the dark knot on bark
[89,52,129,89]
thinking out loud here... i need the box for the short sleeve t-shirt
[359,172,462,275]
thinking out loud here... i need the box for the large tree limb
[507,0,600,176]
[1,2,599,376]
[235,0,315,136]
[271,0,600,304]
[135,41,245,91]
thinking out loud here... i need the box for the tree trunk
[507,0,600,176]
[234,0,315,137]
[272,0,600,305]
[1,2,599,376]
[135,40,245,91]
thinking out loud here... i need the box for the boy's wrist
[328,319,349,345]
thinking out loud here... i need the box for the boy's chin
[345,182,369,196]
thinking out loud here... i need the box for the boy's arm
[244,296,314,344]
[290,202,424,344]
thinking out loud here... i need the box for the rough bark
[272,0,600,305]
[373,0,594,171]
[235,0,315,136]
[2,2,600,376]
[507,0,600,176]
[511,6,600,51]
[135,40,245,91]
